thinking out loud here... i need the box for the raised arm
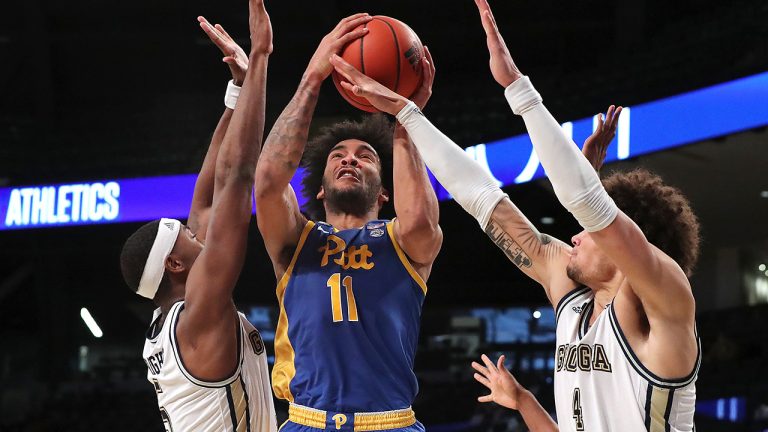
[581,105,622,174]
[391,47,442,278]
[176,0,272,381]
[187,17,249,239]
[474,0,696,371]
[330,54,573,306]
[255,14,371,277]
[472,354,559,432]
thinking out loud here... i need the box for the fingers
[200,21,223,44]
[595,113,604,131]
[605,105,615,128]
[337,27,370,46]
[471,361,490,377]
[330,54,360,82]
[473,372,491,387]
[481,354,499,372]
[199,18,232,52]
[496,354,507,371]
[424,45,436,77]
[336,14,372,37]
[610,106,623,129]
[339,80,363,96]
[478,394,494,403]
[476,0,499,36]
[215,23,233,41]
[338,12,371,27]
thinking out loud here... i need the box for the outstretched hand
[474,0,522,87]
[330,54,409,115]
[582,105,623,173]
[198,17,249,85]
[472,354,524,410]
[248,0,273,56]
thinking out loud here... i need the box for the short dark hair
[300,114,394,221]
[120,219,166,295]
[603,168,701,276]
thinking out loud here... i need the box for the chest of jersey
[287,221,424,325]
[273,220,426,412]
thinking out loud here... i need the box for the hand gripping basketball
[330,45,433,115]
[331,16,426,112]
[330,54,407,116]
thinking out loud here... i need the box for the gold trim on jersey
[386,220,428,295]
[229,378,249,432]
[648,386,673,432]
[288,403,416,431]
[272,221,316,403]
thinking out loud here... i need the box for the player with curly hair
[253,14,442,432]
[329,0,701,429]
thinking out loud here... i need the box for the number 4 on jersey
[573,387,585,431]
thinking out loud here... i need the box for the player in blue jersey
[254,13,442,432]
[329,0,702,429]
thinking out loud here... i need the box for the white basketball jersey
[554,287,700,432]
[142,301,277,432]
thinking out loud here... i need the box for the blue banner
[2,72,767,230]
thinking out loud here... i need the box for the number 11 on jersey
[327,273,358,322]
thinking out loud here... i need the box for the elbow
[216,162,256,188]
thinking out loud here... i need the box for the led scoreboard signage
[2,72,767,231]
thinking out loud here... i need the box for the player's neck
[325,210,380,230]
[587,272,624,319]
[154,283,186,319]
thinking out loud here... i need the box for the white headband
[137,218,181,299]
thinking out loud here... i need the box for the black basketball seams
[374,17,402,93]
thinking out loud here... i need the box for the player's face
[176,225,204,265]
[566,230,617,285]
[318,139,386,216]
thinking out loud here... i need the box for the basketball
[332,16,424,112]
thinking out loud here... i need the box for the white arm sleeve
[396,102,507,229]
[505,76,618,232]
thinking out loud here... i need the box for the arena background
[1,0,767,430]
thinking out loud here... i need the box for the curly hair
[602,168,701,276]
[300,114,394,221]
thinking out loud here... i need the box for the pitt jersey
[272,220,427,413]
[143,301,277,432]
[553,287,700,432]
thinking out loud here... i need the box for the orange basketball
[332,16,424,112]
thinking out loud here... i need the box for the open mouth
[336,167,361,183]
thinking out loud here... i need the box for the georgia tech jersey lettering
[142,302,277,432]
[272,220,427,412]
[553,287,700,432]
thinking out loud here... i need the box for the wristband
[224,80,241,110]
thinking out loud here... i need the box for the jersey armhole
[607,304,701,388]
[169,303,244,388]
[386,219,428,296]
[275,220,316,292]
[271,220,315,403]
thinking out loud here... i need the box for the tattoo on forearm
[485,220,533,268]
[261,85,320,168]
[516,223,562,261]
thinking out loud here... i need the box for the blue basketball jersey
[272,219,427,413]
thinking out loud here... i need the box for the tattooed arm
[485,199,577,307]
[329,49,576,306]
[254,14,371,278]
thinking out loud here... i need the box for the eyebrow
[329,143,379,158]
